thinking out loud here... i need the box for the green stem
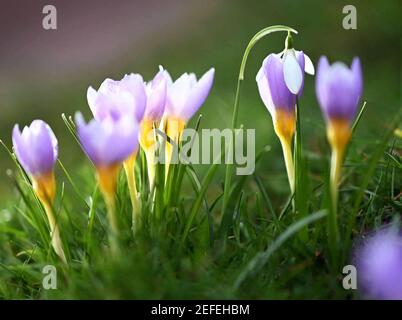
[328,146,343,266]
[124,159,141,233]
[103,191,119,255]
[220,25,298,239]
[294,97,308,241]
[43,200,67,263]
[145,148,156,192]
[279,137,295,194]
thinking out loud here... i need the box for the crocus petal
[76,113,139,167]
[315,56,330,112]
[304,53,315,75]
[87,86,98,113]
[159,65,173,86]
[144,69,167,120]
[256,60,275,116]
[120,73,147,121]
[182,68,215,121]
[165,68,214,121]
[88,74,146,123]
[351,57,363,103]
[167,73,194,115]
[12,125,34,174]
[283,50,303,94]
[266,54,296,113]
[29,121,58,174]
[295,51,306,96]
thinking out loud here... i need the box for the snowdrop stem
[123,153,141,233]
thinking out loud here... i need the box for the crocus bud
[316,56,363,151]
[355,228,402,299]
[256,50,313,192]
[87,74,147,124]
[139,67,169,190]
[87,74,147,231]
[75,113,139,193]
[12,120,66,263]
[144,66,169,122]
[316,56,363,211]
[257,51,313,141]
[12,120,58,200]
[164,68,215,125]
[163,68,214,177]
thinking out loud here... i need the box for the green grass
[0,109,401,299]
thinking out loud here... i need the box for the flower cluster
[256,34,363,200]
[10,31,364,271]
[12,66,214,258]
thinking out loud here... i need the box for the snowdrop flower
[256,36,314,193]
[316,56,363,208]
[355,228,402,299]
[163,68,215,177]
[76,113,139,241]
[12,120,66,262]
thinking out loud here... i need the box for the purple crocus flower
[87,73,147,123]
[256,50,313,118]
[164,68,215,123]
[12,120,66,262]
[162,68,214,177]
[256,49,314,193]
[75,113,139,168]
[355,228,402,300]
[316,57,363,214]
[12,120,58,178]
[316,56,363,123]
[76,113,140,237]
[139,67,169,190]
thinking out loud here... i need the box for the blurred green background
[0,0,401,201]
